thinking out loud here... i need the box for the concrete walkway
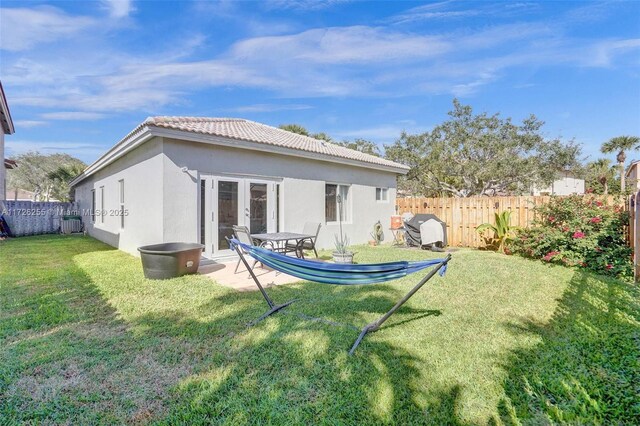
[198,261,301,292]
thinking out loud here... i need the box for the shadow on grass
[497,269,640,424]
[1,236,470,424]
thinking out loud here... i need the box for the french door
[200,175,277,257]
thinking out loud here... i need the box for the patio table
[251,232,314,259]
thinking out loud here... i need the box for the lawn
[1,235,638,425]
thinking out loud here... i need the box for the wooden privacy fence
[396,196,620,248]
[1,201,79,237]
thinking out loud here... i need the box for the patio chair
[232,225,272,274]
[286,222,321,258]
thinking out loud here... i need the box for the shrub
[511,196,632,280]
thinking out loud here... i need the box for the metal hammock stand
[229,238,451,355]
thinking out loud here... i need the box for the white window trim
[376,187,389,203]
[90,189,96,223]
[325,182,352,225]
[119,179,125,230]
[99,186,105,224]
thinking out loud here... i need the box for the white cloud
[101,0,134,18]
[3,4,639,116]
[588,39,640,67]
[5,140,108,162]
[388,1,540,25]
[230,26,451,64]
[40,112,108,120]
[333,124,426,143]
[231,104,313,113]
[13,120,48,128]
[0,6,94,51]
[264,0,350,11]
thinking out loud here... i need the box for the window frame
[118,179,125,230]
[375,187,389,203]
[99,186,105,224]
[91,189,96,223]
[325,183,351,224]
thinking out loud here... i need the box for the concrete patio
[198,260,302,292]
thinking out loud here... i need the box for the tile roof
[144,116,409,172]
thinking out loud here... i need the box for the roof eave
[0,81,15,135]
[71,125,408,187]
[70,126,154,186]
[150,126,410,175]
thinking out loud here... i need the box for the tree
[334,138,381,157]
[278,124,309,136]
[47,159,86,201]
[601,135,639,193]
[6,152,86,202]
[312,132,333,142]
[278,124,381,157]
[585,158,618,195]
[384,99,582,197]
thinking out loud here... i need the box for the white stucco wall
[627,164,639,191]
[73,135,399,257]
[162,138,398,251]
[74,137,165,254]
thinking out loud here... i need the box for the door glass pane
[218,181,238,251]
[276,184,280,232]
[249,183,268,234]
[200,180,206,245]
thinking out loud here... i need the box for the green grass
[1,235,638,425]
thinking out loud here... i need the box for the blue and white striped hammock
[229,238,448,285]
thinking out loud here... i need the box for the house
[531,170,585,196]
[0,81,15,202]
[5,187,59,202]
[625,160,640,191]
[70,117,409,259]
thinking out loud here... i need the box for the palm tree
[587,158,615,195]
[601,135,640,192]
[278,124,309,136]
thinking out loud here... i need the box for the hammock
[228,237,451,355]
[229,238,447,285]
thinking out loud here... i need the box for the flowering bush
[510,196,632,280]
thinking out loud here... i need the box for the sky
[1,0,639,165]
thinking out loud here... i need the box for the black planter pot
[138,242,205,280]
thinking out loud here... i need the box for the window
[91,190,96,223]
[325,184,350,222]
[99,186,105,224]
[119,180,125,229]
[376,187,388,202]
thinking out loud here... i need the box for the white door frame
[199,173,279,259]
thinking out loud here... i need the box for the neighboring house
[531,171,585,196]
[70,117,409,259]
[625,161,640,191]
[5,187,59,202]
[0,81,16,202]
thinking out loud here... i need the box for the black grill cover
[404,214,447,247]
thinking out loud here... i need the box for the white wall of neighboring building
[532,174,585,196]
[626,162,639,191]
[74,136,398,257]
